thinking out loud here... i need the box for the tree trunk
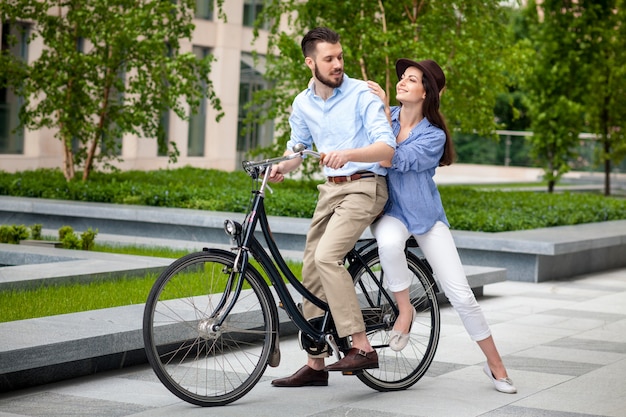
[546,160,555,193]
[82,135,99,182]
[62,137,75,181]
[604,139,611,196]
[83,66,113,182]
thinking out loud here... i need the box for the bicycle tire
[143,249,278,407]
[349,248,440,391]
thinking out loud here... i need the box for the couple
[268,27,516,395]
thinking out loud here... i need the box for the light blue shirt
[385,106,450,235]
[286,74,396,176]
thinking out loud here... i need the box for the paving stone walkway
[1,267,625,417]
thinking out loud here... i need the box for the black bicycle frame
[223,185,334,345]
[219,160,400,349]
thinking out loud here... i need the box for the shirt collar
[306,74,349,98]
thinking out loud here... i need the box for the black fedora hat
[395,59,446,93]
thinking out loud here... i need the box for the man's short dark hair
[301,27,340,58]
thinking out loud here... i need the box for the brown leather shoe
[324,348,379,372]
[271,365,329,387]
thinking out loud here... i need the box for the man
[268,27,396,387]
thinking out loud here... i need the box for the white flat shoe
[389,307,417,352]
[483,363,517,394]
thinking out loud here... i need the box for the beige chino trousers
[301,175,388,339]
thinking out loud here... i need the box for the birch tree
[0,0,223,181]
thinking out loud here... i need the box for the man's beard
[314,65,343,88]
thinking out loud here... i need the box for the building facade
[0,0,275,174]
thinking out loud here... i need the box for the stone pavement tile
[575,318,626,345]
[1,270,626,417]
[480,406,609,416]
[513,358,626,417]
[0,391,150,417]
[513,345,624,366]
[354,367,526,417]
[49,374,177,409]
[503,356,600,377]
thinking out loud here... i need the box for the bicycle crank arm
[325,334,342,361]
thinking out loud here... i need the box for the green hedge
[1,167,625,232]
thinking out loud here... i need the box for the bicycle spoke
[143,251,276,406]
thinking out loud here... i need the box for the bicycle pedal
[341,370,363,376]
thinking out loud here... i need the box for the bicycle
[142,145,441,407]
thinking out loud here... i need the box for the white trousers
[370,215,492,341]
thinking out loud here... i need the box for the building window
[237,53,272,161]
[195,0,213,20]
[243,0,267,29]
[187,46,211,157]
[0,23,27,154]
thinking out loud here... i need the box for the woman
[367,58,517,394]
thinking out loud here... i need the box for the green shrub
[30,224,43,240]
[58,225,75,241]
[61,231,81,249]
[0,224,30,244]
[440,187,626,232]
[1,167,625,232]
[13,225,30,242]
[0,225,10,243]
[80,228,98,251]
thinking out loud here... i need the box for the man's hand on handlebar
[268,163,285,183]
[320,150,348,170]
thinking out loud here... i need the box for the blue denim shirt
[286,74,396,177]
[384,106,450,235]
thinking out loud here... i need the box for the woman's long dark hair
[421,75,455,166]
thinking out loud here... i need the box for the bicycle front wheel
[143,249,277,407]
[350,249,440,391]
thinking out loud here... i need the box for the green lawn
[0,243,303,323]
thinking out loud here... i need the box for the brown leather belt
[327,171,377,183]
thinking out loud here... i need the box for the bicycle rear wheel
[143,249,277,407]
[350,248,440,391]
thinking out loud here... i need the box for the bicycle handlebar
[242,144,321,179]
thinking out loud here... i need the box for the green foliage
[1,167,625,232]
[56,225,98,250]
[441,186,626,232]
[0,166,321,217]
[61,232,81,250]
[80,228,98,251]
[520,0,626,194]
[0,0,224,182]
[0,224,30,244]
[0,225,10,243]
[580,0,626,195]
[30,223,42,240]
[248,0,532,172]
[58,225,75,241]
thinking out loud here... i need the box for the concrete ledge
[0,243,172,290]
[0,235,506,389]
[0,261,505,391]
[451,221,626,282]
[0,195,309,250]
[2,196,625,283]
